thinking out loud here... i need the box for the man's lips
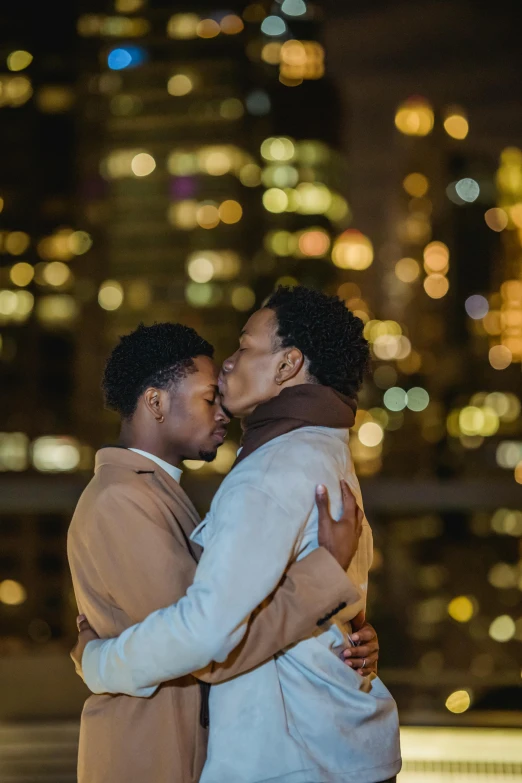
[212,428,227,443]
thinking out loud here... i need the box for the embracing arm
[82,484,335,696]
[197,482,363,683]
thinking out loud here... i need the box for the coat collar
[94,447,202,557]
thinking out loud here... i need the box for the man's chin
[198,449,218,463]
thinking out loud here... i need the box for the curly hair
[266,286,370,397]
[102,322,214,419]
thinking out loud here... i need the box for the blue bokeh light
[108,46,147,71]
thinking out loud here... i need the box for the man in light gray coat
[74,287,401,783]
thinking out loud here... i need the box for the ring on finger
[362,658,366,669]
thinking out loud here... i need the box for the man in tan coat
[68,323,378,783]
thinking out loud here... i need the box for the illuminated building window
[0,433,29,471]
[36,295,79,326]
[32,436,81,473]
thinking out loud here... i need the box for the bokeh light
[395,97,434,136]
[332,230,373,271]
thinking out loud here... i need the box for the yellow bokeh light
[489,614,516,642]
[167,13,199,39]
[239,163,262,187]
[98,280,124,311]
[489,344,512,370]
[459,406,484,436]
[131,152,156,177]
[219,200,243,224]
[199,148,233,176]
[445,690,471,714]
[211,441,238,474]
[7,50,33,72]
[260,136,295,162]
[183,459,205,470]
[332,230,373,271]
[358,422,384,447]
[261,42,283,64]
[395,98,434,137]
[197,18,220,38]
[168,200,198,229]
[423,274,449,299]
[5,231,30,256]
[36,295,78,324]
[403,173,429,197]
[196,204,220,229]
[42,261,71,287]
[484,208,508,232]
[423,241,449,272]
[68,231,93,255]
[395,257,420,283]
[167,73,193,96]
[231,285,255,311]
[515,461,522,485]
[0,579,27,606]
[510,203,522,228]
[10,262,34,287]
[188,256,214,284]
[447,596,475,623]
[220,14,244,34]
[263,188,289,213]
[444,112,469,140]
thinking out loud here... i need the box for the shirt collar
[128,448,182,484]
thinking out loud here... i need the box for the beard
[199,449,217,462]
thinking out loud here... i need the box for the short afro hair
[266,286,370,398]
[102,322,214,419]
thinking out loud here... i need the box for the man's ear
[143,387,165,422]
[274,347,304,385]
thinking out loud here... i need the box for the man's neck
[119,424,182,468]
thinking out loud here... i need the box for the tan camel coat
[68,447,358,783]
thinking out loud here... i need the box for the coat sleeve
[83,483,348,697]
[195,547,360,684]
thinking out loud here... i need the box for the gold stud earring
[158,415,164,423]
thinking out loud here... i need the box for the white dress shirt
[128,448,182,484]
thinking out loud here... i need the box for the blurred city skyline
[1,3,521,777]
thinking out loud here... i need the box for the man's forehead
[242,307,275,337]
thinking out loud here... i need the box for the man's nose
[222,355,235,374]
[216,406,230,425]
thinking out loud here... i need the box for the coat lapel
[95,447,203,561]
